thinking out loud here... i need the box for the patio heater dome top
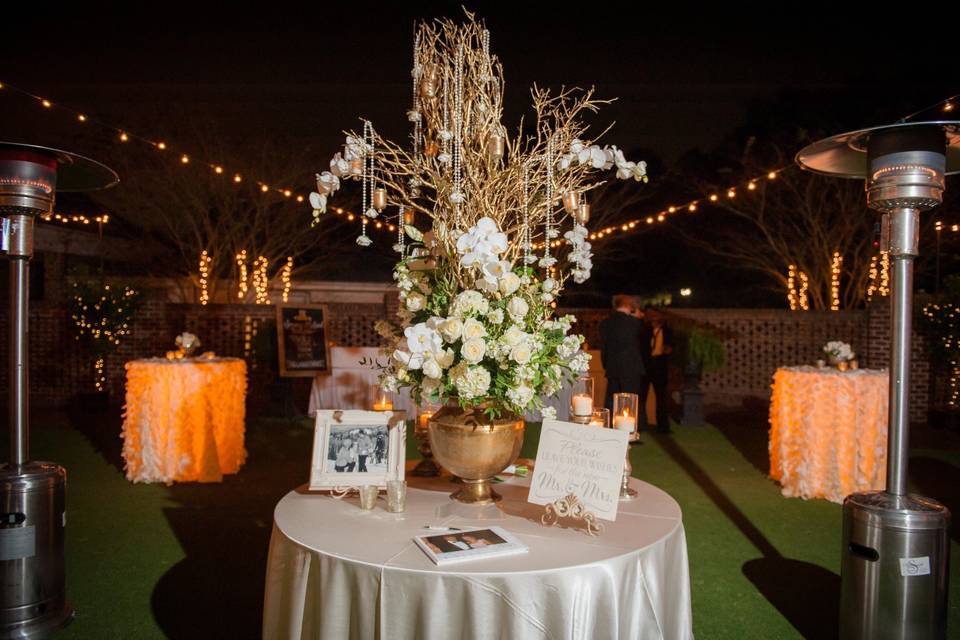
[795,120,960,179]
[0,141,119,192]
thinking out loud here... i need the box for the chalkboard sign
[277,305,332,377]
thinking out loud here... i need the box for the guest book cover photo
[413,527,529,566]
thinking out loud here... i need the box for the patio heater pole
[798,122,957,640]
[0,143,117,639]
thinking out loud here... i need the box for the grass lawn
[7,405,959,639]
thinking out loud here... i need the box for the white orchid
[309,192,327,217]
[438,152,452,165]
[315,171,340,195]
[329,153,350,177]
[456,217,508,267]
[405,322,444,356]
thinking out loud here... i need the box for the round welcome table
[262,476,692,640]
[121,357,248,483]
[769,365,889,503]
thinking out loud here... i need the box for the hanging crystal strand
[543,139,554,264]
[450,44,465,228]
[411,28,422,163]
[397,205,405,254]
[441,64,451,176]
[482,29,491,82]
[357,120,374,246]
[522,163,532,265]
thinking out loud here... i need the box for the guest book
[413,527,529,566]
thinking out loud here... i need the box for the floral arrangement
[175,332,201,357]
[376,216,590,418]
[823,341,854,362]
[309,14,648,418]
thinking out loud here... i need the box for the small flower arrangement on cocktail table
[822,341,857,370]
[167,332,201,360]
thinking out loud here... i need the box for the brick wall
[0,291,933,423]
[0,299,388,409]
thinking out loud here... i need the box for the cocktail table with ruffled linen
[769,365,889,503]
[121,357,247,483]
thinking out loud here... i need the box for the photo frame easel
[309,410,406,491]
[277,304,332,377]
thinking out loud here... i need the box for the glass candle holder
[359,485,379,510]
[588,408,610,428]
[612,393,639,435]
[569,375,595,419]
[386,480,407,513]
[372,386,394,412]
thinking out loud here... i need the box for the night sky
[1,3,956,306]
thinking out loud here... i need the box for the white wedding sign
[528,419,629,521]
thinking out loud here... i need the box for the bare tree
[92,121,352,302]
[673,139,880,310]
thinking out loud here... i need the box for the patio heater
[0,142,117,638]
[797,120,959,639]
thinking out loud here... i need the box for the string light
[879,251,890,297]
[830,251,842,311]
[787,265,798,311]
[233,174,242,183]
[281,256,294,302]
[866,251,890,301]
[798,271,809,311]
[0,79,308,203]
[39,212,110,226]
[236,250,248,300]
[252,256,270,304]
[94,358,105,392]
[198,251,212,305]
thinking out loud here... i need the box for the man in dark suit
[640,307,673,433]
[599,294,646,417]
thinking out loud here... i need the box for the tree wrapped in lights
[69,280,142,392]
[919,275,960,408]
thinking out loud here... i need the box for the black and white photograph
[310,410,405,490]
[413,527,529,566]
[325,424,389,474]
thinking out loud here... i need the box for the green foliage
[918,275,960,370]
[68,280,142,359]
[684,327,726,373]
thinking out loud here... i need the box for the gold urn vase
[427,401,525,505]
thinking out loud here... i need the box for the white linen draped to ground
[769,365,889,503]
[262,476,693,640]
[121,357,247,483]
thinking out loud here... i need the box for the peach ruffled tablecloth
[121,357,248,483]
[263,476,693,640]
[769,366,889,503]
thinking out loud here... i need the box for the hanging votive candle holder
[487,133,505,160]
[373,187,388,212]
[576,203,591,225]
[569,375,595,423]
[349,157,364,176]
[613,393,639,439]
[562,190,580,214]
[403,209,416,225]
[588,408,610,428]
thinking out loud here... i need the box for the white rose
[422,358,442,380]
[542,277,557,292]
[507,296,529,322]
[510,343,532,364]
[461,338,487,364]
[439,317,463,343]
[435,348,455,369]
[406,292,426,311]
[462,318,487,340]
[502,325,528,347]
[499,272,521,296]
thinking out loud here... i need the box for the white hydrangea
[507,384,534,408]
[569,352,591,373]
[541,406,557,420]
[451,363,491,399]
[451,290,490,317]
[486,308,505,325]
[557,335,582,359]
